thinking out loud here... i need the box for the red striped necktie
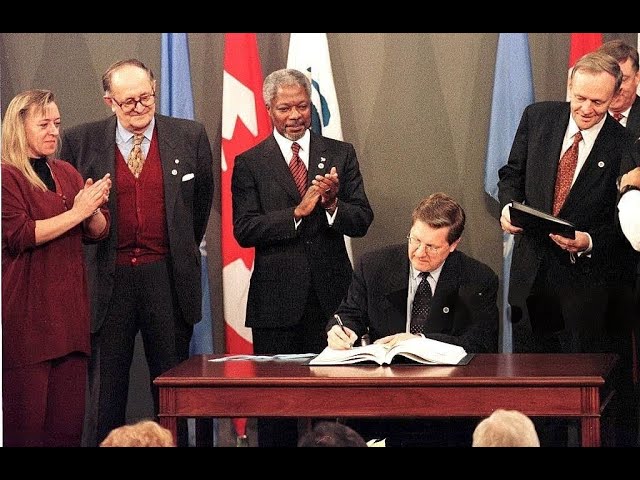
[289,142,307,197]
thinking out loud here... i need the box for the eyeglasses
[407,235,446,254]
[110,91,156,113]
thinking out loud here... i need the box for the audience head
[568,51,622,130]
[102,58,156,134]
[263,68,312,142]
[99,420,175,447]
[472,409,540,447]
[597,39,640,114]
[2,89,60,191]
[408,192,465,273]
[298,421,367,447]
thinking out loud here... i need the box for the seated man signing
[326,192,499,446]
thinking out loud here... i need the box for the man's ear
[103,96,114,109]
[449,238,461,253]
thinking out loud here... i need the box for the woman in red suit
[1,90,111,446]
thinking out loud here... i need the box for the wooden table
[154,353,618,447]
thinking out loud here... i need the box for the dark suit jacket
[498,101,638,310]
[231,131,373,328]
[625,94,640,147]
[60,114,214,331]
[327,244,499,353]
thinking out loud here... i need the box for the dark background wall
[2,32,636,438]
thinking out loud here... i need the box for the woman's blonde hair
[100,420,175,447]
[1,89,59,191]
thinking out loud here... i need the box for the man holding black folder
[498,51,638,446]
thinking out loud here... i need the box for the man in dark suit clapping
[231,68,373,447]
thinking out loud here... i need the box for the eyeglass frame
[406,235,447,254]
[109,90,156,113]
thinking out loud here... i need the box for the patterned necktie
[613,112,624,122]
[289,142,307,197]
[552,131,582,216]
[127,134,145,178]
[410,272,432,335]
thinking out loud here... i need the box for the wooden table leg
[158,388,177,445]
[581,416,600,447]
[159,416,178,445]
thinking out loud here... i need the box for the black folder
[509,201,576,239]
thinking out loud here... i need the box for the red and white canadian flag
[220,33,271,438]
[566,33,602,100]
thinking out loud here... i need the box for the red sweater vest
[115,130,168,266]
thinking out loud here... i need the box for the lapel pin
[442,307,450,314]
[597,161,604,168]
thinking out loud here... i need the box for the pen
[334,314,352,348]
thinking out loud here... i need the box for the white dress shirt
[618,189,640,251]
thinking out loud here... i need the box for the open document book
[310,336,468,366]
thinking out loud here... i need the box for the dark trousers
[252,289,328,447]
[513,259,637,446]
[87,259,193,446]
[3,353,87,447]
[346,418,475,447]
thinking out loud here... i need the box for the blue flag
[161,32,216,447]
[485,33,534,353]
[160,33,213,356]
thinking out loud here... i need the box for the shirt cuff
[325,205,338,225]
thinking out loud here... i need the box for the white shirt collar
[565,113,605,150]
[411,259,445,286]
[609,105,631,119]
[116,117,155,144]
[273,128,310,161]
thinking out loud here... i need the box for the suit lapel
[382,250,411,334]
[156,115,179,223]
[308,132,331,182]
[626,96,640,141]
[560,116,616,215]
[427,252,460,333]
[266,135,302,201]
[543,105,571,212]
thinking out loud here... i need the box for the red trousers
[3,353,87,447]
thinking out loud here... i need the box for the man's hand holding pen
[327,314,358,350]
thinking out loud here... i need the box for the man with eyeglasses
[60,58,214,447]
[326,192,499,446]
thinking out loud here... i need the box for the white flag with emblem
[287,33,353,263]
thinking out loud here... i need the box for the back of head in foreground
[298,421,368,447]
[100,420,175,447]
[472,409,540,447]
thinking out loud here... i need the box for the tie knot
[134,134,144,146]
[573,131,582,144]
[291,142,300,156]
[418,272,431,289]
[612,112,624,122]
